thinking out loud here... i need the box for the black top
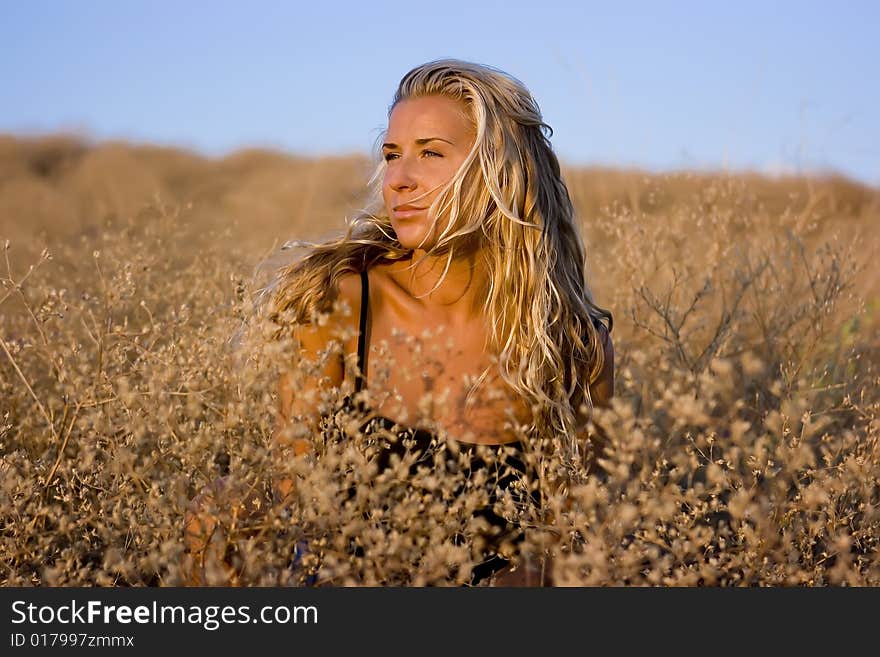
[353,268,370,395]
[328,270,543,584]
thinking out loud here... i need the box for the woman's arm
[272,321,346,501]
[588,322,614,409]
[581,322,614,467]
[185,277,360,585]
[183,323,345,585]
[272,272,362,498]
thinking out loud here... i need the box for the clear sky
[2,0,878,186]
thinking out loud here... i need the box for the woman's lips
[392,205,426,219]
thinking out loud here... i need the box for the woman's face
[382,95,476,251]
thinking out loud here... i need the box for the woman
[186,59,613,586]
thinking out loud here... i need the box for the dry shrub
[1,136,878,586]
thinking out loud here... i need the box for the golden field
[1,133,878,585]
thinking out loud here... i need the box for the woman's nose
[386,157,417,191]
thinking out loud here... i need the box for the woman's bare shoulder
[595,317,612,349]
[287,272,362,352]
[589,319,614,408]
[334,271,363,318]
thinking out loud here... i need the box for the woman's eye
[383,150,441,162]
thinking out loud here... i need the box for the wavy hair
[260,58,612,466]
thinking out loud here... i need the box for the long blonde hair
[262,59,612,464]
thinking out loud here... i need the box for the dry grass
[1,134,878,586]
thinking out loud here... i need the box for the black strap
[354,270,369,392]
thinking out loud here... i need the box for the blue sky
[2,0,878,186]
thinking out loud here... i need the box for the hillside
[1,133,878,586]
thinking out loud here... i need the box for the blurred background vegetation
[1,134,878,585]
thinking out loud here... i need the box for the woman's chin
[393,226,433,251]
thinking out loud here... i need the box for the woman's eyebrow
[382,137,455,149]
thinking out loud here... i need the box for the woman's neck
[391,248,489,323]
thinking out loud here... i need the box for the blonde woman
[187,59,613,586]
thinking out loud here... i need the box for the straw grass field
[1,134,878,585]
